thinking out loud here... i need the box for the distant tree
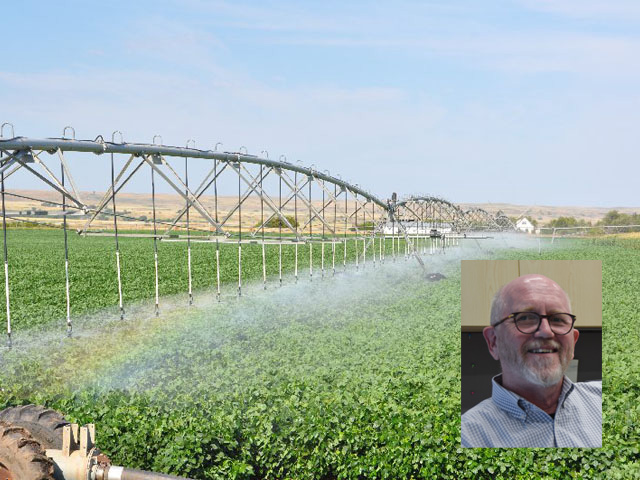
[597,210,640,232]
[598,210,640,226]
[261,215,298,229]
[525,216,538,227]
[600,210,625,225]
[545,217,591,229]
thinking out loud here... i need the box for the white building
[516,217,535,234]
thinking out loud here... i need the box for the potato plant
[0,229,401,330]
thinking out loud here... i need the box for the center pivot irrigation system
[0,125,515,343]
[0,124,515,347]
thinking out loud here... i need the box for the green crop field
[0,231,638,479]
[0,228,408,330]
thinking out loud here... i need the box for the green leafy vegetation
[597,210,640,231]
[544,216,592,228]
[258,215,299,229]
[0,229,400,330]
[0,233,638,478]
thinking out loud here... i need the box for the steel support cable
[0,215,70,229]
[235,163,275,238]
[56,149,84,208]
[80,156,143,233]
[6,193,214,235]
[300,180,340,236]
[110,145,125,320]
[151,163,160,317]
[184,146,193,306]
[60,157,72,336]
[1,151,10,348]
[253,171,311,235]
[11,157,84,211]
[25,150,84,211]
[359,202,380,266]
[150,156,221,234]
[249,172,298,236]
[0,160,21,182]
[0,150,17,172]
[162,162,229,236]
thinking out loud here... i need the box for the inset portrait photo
[460,260,602,448]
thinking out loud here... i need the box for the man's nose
[534,317,555,337]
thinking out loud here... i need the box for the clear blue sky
[2,0,639,207]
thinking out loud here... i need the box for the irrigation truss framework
[0,125,515,345]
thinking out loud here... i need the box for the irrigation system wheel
[0,422,54,480]
[0,404,69,449]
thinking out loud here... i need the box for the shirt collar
[491,374,575,421]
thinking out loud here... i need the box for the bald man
[461,274,601,448]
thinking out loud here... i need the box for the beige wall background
[461,260,602,331]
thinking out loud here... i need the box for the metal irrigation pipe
[0,137,388,210]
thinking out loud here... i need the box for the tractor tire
[0,404,69,449]
[0,422,54,480]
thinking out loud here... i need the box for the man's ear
[483,326,500,361]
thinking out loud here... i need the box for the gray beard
[499,342,566,387]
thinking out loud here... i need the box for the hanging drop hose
[60,158,72,337]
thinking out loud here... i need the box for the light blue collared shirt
[461,375,601,448]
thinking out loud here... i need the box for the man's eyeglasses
[493,312,576,335]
